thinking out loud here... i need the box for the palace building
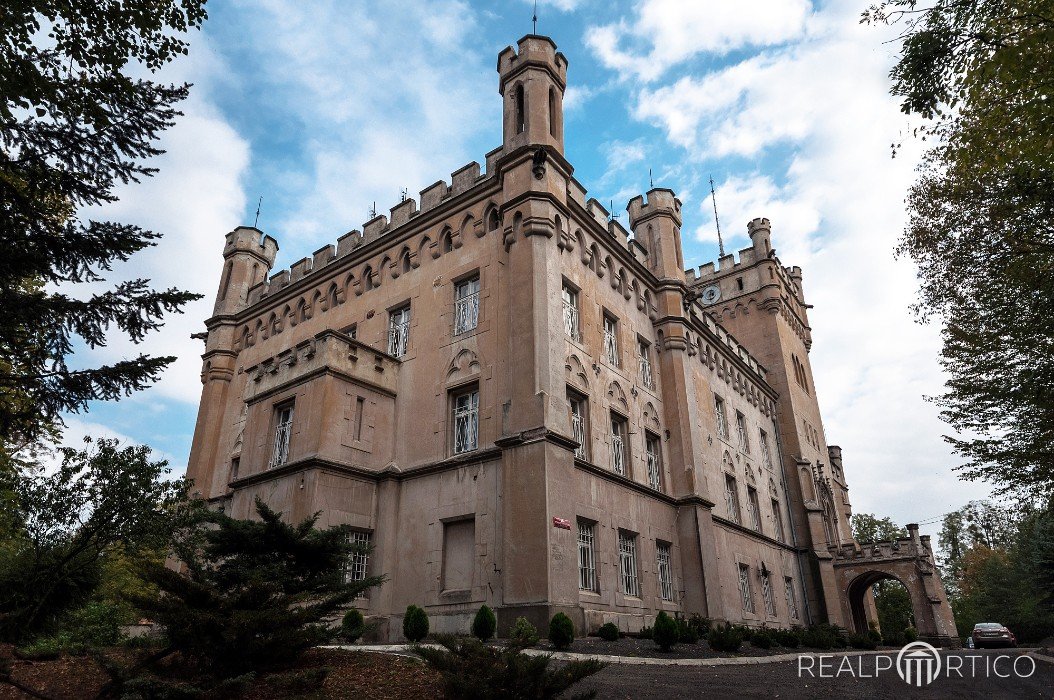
[186,34,958,645]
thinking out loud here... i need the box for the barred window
[657,542,673,601]
[736,411,750,453]
[762,570,776,617]
[772,498,786,543]
[725,473,741,524]
[454,276,480,335]
[610,413,628,476]
[714,395,728,439]
[568,390,588,460]
[618,531,639,597]
[760,429,774,470]
[453,389,479,454]
[645,432,662,492]
[345,530,372,596]
[747,486,762,533]
[738,563,754,613]
[269,403,294,469]
[577,520,598,592]
[785,576,800,620]
[638,338,654,390]
[562,284,580,341]
[603,314,619,367]
[388,305,411,357]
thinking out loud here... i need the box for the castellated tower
[184,33,958,646]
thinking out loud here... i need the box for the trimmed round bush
[903,626,919,643]
[597,622,620,642]
[653,611,679,652]
[472,605,496,642]
[677,617,699,644]
[403,604,429,642]
[342,609,365,643]
[707,622,744,653]
[510,617,540,647]
[775,628,801,648]
[549,613,575,650]
[751,629,773,649]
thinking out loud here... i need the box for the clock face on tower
[700,285,721,305]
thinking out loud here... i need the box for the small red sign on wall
[553,517,571,530]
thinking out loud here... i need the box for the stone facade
[186,34,957,645]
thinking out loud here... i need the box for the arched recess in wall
[447,348,482,385]
[327,282,340,310]
[722,451,735,474]
[565,354,589,392]
[642,401,660,431]
[397,247,412,277]
[606,380,628,413]
[361,265,374,293]
[254,319,264,342]
[266,312,279,337]
[311,290,323,317]
[219,261,234,300]
[459,214,473,245]
[440,226,453,255]
[486,205,500,234]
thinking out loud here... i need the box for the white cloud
[591,3,994,525]
[586,0,812,81]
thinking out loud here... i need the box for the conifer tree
[0,0,208,445]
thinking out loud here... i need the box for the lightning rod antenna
[709,175,725,257]
[253,196,263,228]
[532,0,538,34]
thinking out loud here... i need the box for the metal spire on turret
[709,174,725,257]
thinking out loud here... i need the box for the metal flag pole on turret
[253,196,263,228]
[710,174,725,257]
[533,0,537,34]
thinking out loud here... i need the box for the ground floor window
[738,563,755,613]
[618,530,639,597]
[656,542,673,601]
[578,520,598,592]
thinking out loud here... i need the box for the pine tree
[0,0,208,445]
[134,498,384,681]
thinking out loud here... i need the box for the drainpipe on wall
[772,413,814,626]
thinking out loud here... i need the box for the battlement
[497,34,567,89]
[244,156,494,306]
[223,226,279,264]
[700,313,767,381]
[626,188,682,228]
[747,217,770,236]
[684,245,763,283]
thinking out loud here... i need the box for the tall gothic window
[747,486,762,533]
[578,520,598,592]
[454,276,480,335]
[761,569,776,617]
[603,314,619,367]
[562,283,580,341]
[738,563,755,613]
[714,395,728,439]
[269,402,294,469]
[388,305,410,358]
[638,338,654,390]
[725,473,741,524]
[345,530,372,598]
[452,387,479,454]
[657,542,674,601]
[610,413,628,476]
[645,432,662,492]
[736,410,750,454]
[618,530,639,597]
[568,389,589,460]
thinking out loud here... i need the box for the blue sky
[69,0,996,534]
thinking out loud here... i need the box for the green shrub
[850,633,877,650]
[403,605,429,642]
[472,605,497,642]
[801,623,844,650]
[638,624,653,639]
[903,626,919,643]
[510,617,539,648]
[653,611,678,652]
[687,614,712,638]
[775,628,801,648]
[707,622,743,652]
[883,630,905,646]
[548,613,574,650]
[65,602,123,647]
[751,629,773,649]
[734,624,753,642]
[415,635,604,700]
[341,609,365,643]
[867,628,883,644]
[676,616,699,644]
[14,637,68,660]
[597,622,620,642]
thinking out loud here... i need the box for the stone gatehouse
[186,33,958,646]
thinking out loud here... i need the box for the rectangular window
[738,563,755,613]
[762,570,776,617]
[454,276,480,334]
[577,520,598,592]
[760,429,773,470]
[603,314,619,367]
[230,457,240,480]
[645,432,662,492]
[568,389,589,460]
[453,388,479,454]
[562,284,580,341]
[638,338,654,390]
[657,542,674,601]
[747,486,762,533]
[618,530,639,597]
[269,403,294,468]
[785,577,800,620]
[341,323,358,340]
[736,411,750,453]
[345,530,372,596]
[610,413,628,476]
[441,518,475,591]
[388,305,411,357]
[772,498,786,543]
[714,395,728,439]
[725,473,741,524]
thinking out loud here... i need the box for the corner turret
[213,226,279,316]
[497,35,567,155]
[627,188,684,281]
[747,217,773,258]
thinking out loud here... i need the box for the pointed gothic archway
[831,524,960,648]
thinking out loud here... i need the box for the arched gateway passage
[831,524,959,648]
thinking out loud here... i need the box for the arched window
[487,208,500,232]
[219,261,233,300]
[515,84,525,134]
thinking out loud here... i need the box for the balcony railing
[454,291,479,335]
[269,420,292,469]
[388,321,409,358]
[454,403,478,454]
[610,434,625,475]
[563,301,579,341]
